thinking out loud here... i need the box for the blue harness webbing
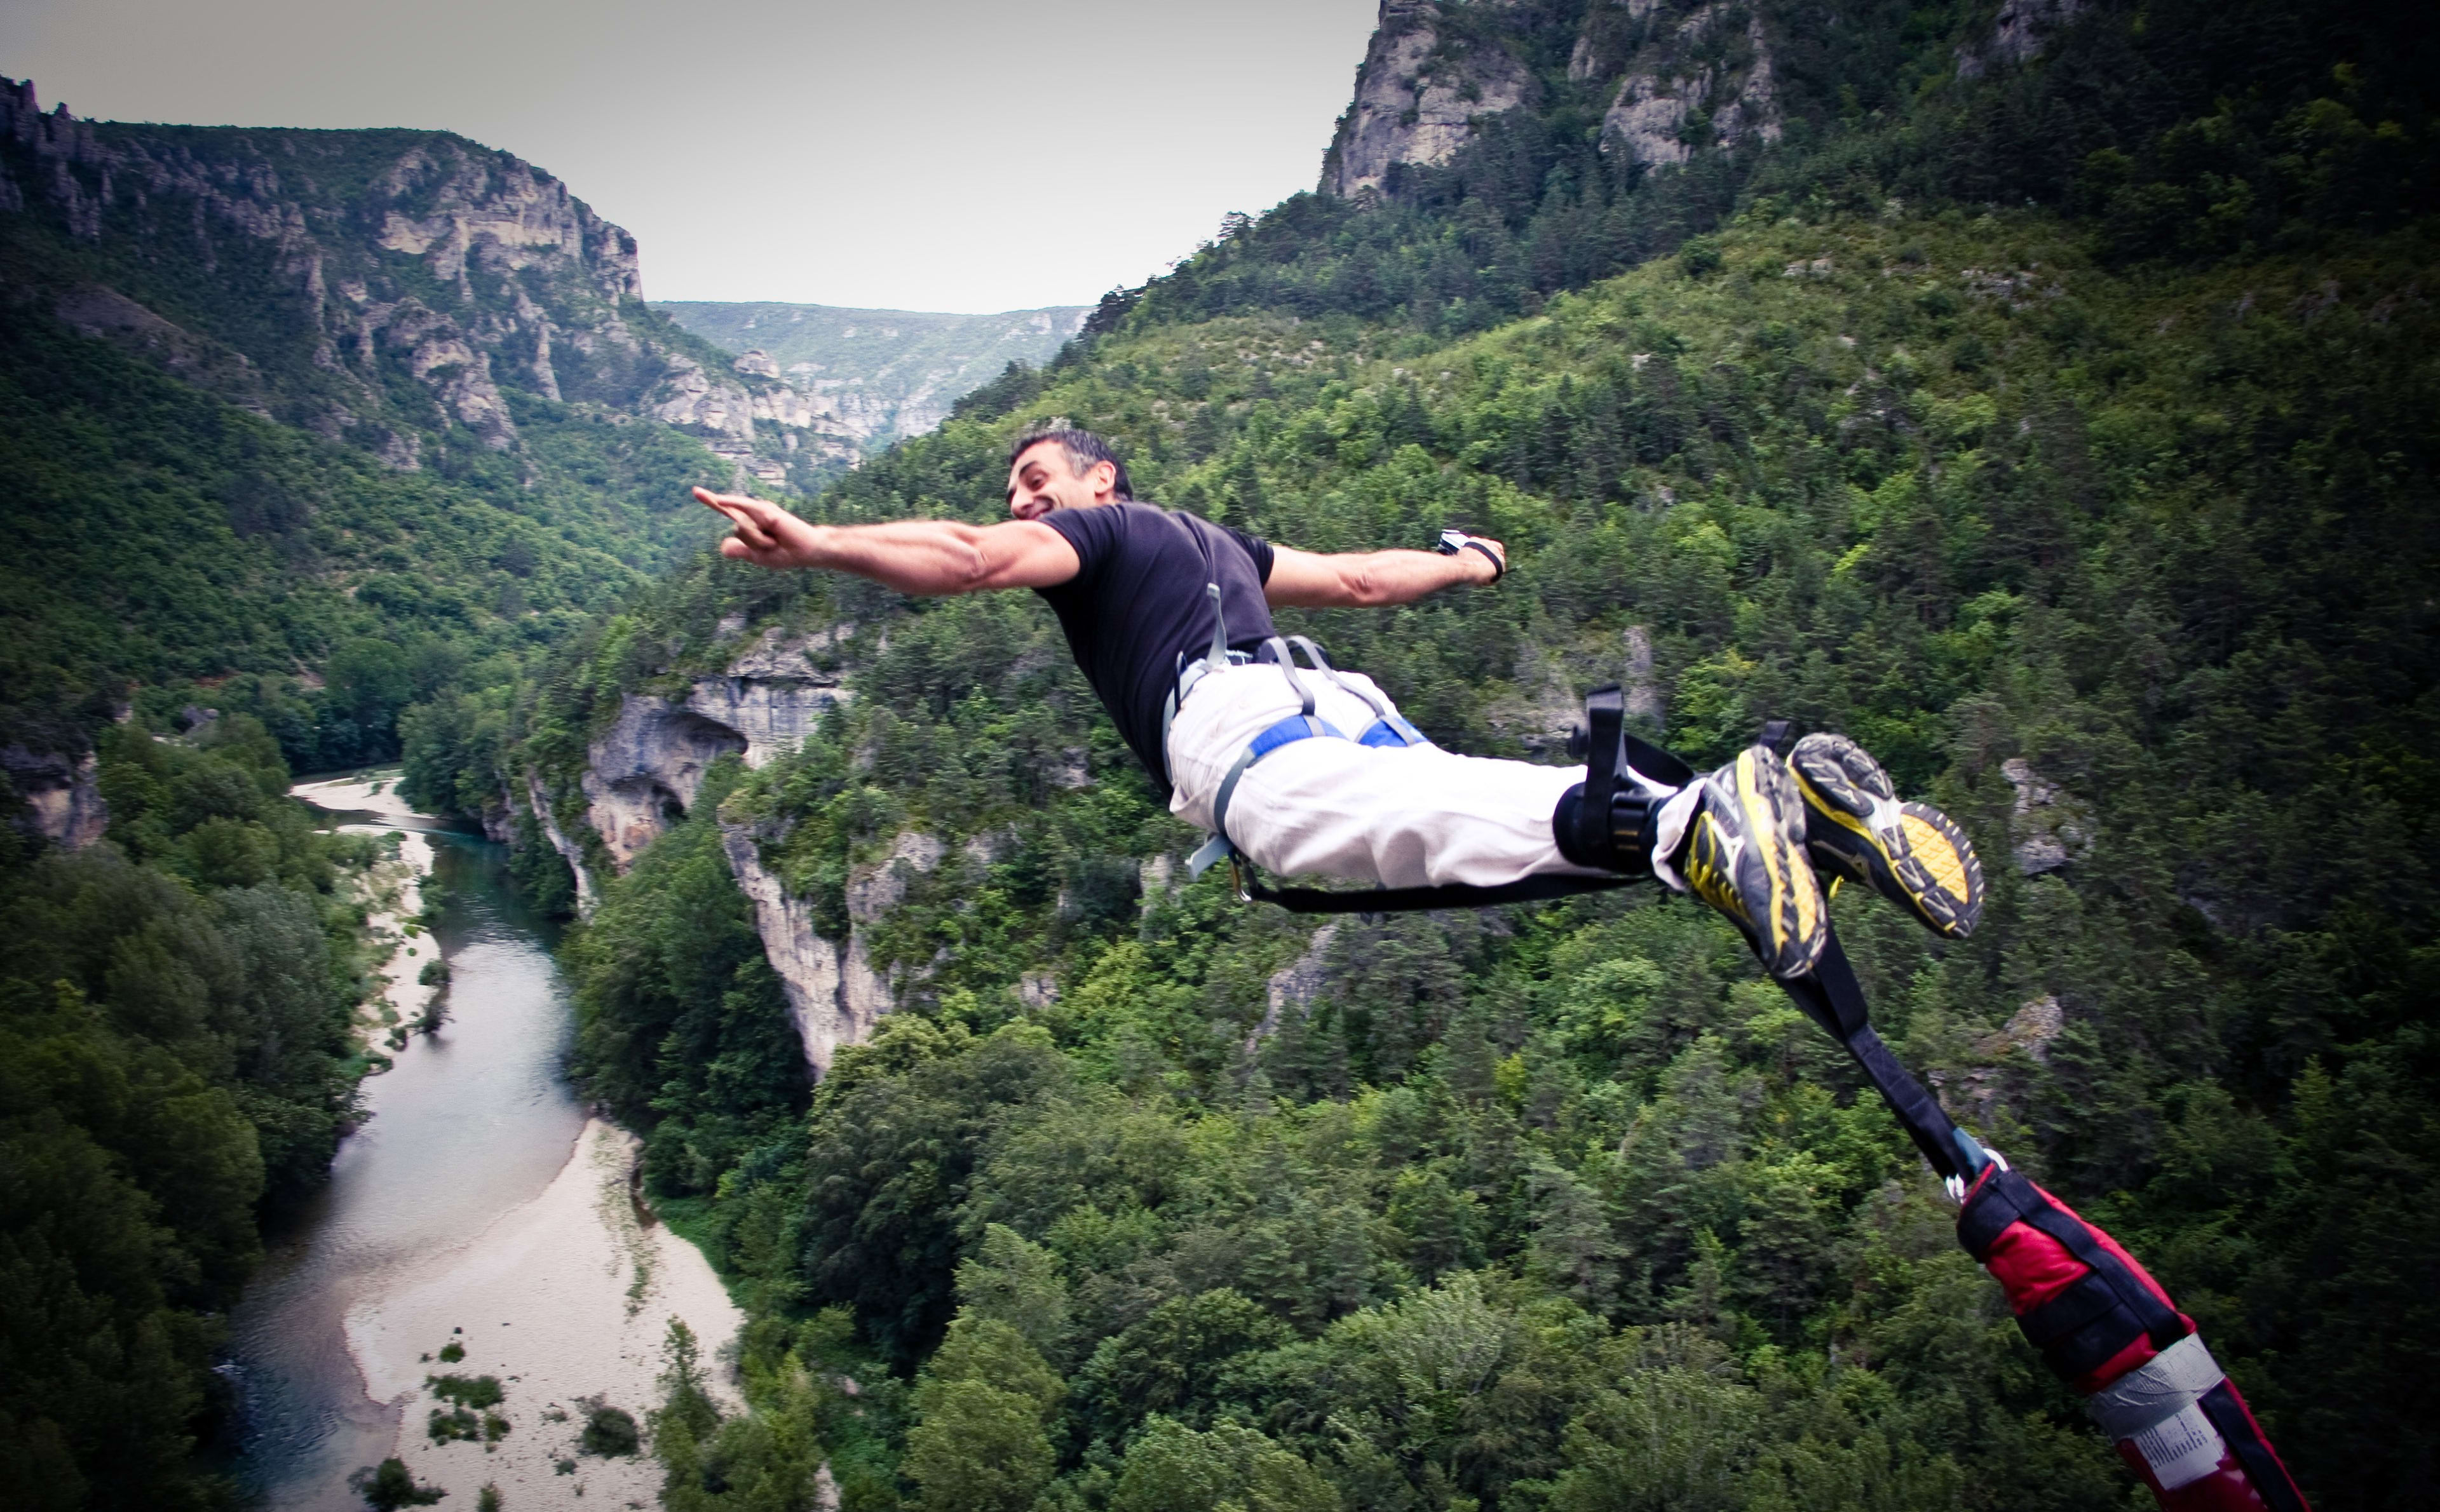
[1282,635,1431,750]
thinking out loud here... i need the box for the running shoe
[1678,745,1829,980]
[1787,732,1984,940]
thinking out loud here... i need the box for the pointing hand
[696,487,822,570]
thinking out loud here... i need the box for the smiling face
[1005,439,1120,520]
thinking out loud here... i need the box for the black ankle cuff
[1554,783,1658,875]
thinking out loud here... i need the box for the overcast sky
[1,0,1380,312]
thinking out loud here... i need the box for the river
[225,776,740,1511]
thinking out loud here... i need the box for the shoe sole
[1789,734,1983,940]
[1732,746,1827,979]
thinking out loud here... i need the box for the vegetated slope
[0,76,858,774]
[423,3,2438,1509]
[426,205,2440,1508]
[659,301,1090,451]
[1,717,400,1511]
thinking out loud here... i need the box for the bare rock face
[847,830,946,923]
[685,626,855,769]
[1322,1,1536,198]
[1246,921,1341,1054]
[1592,3,1782,170]
[1956,0,2085,79]
[717,825,942,1076]
[2,746,107,849]
[525,771,600,917]
[582,695,747,872]
[2000,758,2092,876]
[721,824,854,1076]
[0,77,836,473]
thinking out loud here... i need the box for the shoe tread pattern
[1789,733,1983,940]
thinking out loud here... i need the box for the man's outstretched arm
[697,488,1080,595]
[1263,537,1504,609]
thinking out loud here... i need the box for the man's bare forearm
[1339,547,1497,606]
[796,518,991,595]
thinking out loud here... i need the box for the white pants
[1165,662,1611,889]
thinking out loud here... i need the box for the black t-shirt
[1034,501,1277,790]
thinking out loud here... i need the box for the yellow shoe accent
[1679,745,1827,980]
[1788,734,1984,940]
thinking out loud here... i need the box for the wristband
[1434,530,1504,581]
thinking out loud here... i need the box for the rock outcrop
[686,626,855,769]
[1956,0,2085,79]
[717,825,942,1076]
[1591,3,1782,170]
[657,302,1091,450]
[582,696,749,872]
[1245,922,1341,1054]
[525,771,600,917]
[2,745,107,849]
[2000,757,2091,876]
[721,825,854,1076]
[1323,1,1536,198]
[1321,0,1789,199]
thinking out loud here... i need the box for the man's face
[1005,441,1116,520]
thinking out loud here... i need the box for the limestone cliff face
[1322,1,1537,198]
[1585,1,1782,170]
[1955,0,2085,79]
[525,771,600,917]
[720,824,851,1076]
[2,745,107,850]
[658,303,1092,452]
[0,77,832,480]
[582,696,749,872]
[717,823,938,1077]
[1320,0,1789,198]
[686,625,855,768]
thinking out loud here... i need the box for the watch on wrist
[1434,529,1503,581]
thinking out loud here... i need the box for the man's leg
[1166,663,1982,975]
[1166,663,1606,889]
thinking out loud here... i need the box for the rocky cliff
[512,621,883,1071]
[659,302,1091,452]
[1322,0,1538,198]
[0,78,856,488]
[1,745,107,850]
[1320,0,1785,196]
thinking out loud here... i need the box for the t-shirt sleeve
[1224,525,1275,583]
[1038,507,1121,586]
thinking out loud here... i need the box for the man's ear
[1086,459,1118,499]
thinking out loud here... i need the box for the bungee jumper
[698,426,2311,1511]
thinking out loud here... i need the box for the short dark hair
[1008,426,1132,501]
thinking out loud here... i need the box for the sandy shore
[348,1117,745,1508]
[295,770,442,1051]
[294,770,429,825]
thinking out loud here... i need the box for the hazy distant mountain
[657,302,1090,452]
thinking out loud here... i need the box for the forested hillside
[391,2,2440,1509]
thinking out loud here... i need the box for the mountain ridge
[659,299,1088,453]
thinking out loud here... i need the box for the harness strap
[1777,931,1990,1184]
[1285,635,1432,748]
[1259,637,1318,717]
[1191,712,1346,878]
[1234,870,1637,914]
